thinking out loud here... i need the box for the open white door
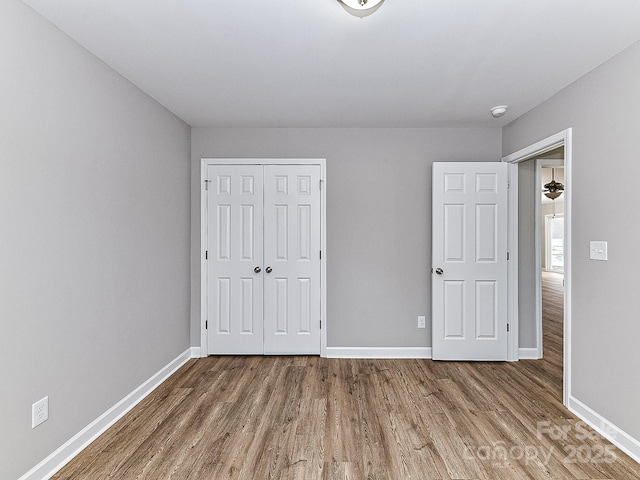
[432,162,508,361]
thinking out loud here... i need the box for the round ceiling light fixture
[490,105,508,118]
[337,0,386,17]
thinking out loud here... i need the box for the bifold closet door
[207,165,264,354]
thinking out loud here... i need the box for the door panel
[432,162,508,360]
[263,165,321,354]
[207,165,264,354]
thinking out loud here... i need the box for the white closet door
[263,165,321,354]
[207,165,264,354]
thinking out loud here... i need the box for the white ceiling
[21,0,640,128]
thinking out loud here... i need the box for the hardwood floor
[540,271,564,380]
[53,275,640,479]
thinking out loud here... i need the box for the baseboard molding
[568,395,640,464]
[190,346,203,358]
[518,347,541,359]
[18,348,192,480]
[324,347,432,359]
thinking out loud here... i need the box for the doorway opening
[536,156,565,370]
[536,156,565,395]
[502,128,572,406]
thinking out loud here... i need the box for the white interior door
[432,162,508,360]
[206,163,321,355]
[207,165,264,354]
[263,165,321,354]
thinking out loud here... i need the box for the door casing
[200,158,327,357]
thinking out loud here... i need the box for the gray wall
[504,40,640,440]
[191,128,502,349]
[0,2,191,479]
[517,160,537,348]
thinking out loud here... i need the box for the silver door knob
[435,268,444,275]
[266,267,273,273]
[254,266,261,273]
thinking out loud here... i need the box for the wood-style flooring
[53,274,640,479]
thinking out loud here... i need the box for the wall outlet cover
[32,396,49,428]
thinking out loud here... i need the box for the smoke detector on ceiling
[490,105,508,118]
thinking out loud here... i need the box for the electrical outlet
[418,316,426,329]
[32,396,49,428]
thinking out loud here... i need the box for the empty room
[3,1,640,479]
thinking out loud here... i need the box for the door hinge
[319,250,322,260]
[320,320,322,329]
[507,180,510,190]
[204,179,211,190]
[205,250,208,260]
[205,320,208,330]
[320,179,323,190]
[507,323,510,332]
[507,251,509,261]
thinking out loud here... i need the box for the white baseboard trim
[190,346,203,358]
[324,347,432,359]
[18,348,192,480]
[518,347,541,359]
[568,395,640,464]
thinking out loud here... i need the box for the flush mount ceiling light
[490,105,508,118]
[337,0,386,17]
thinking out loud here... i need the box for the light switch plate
[590,241,608,261]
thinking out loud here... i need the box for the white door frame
[200,158,327,357]
[536,159,564,359]
[502,129,572,406]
